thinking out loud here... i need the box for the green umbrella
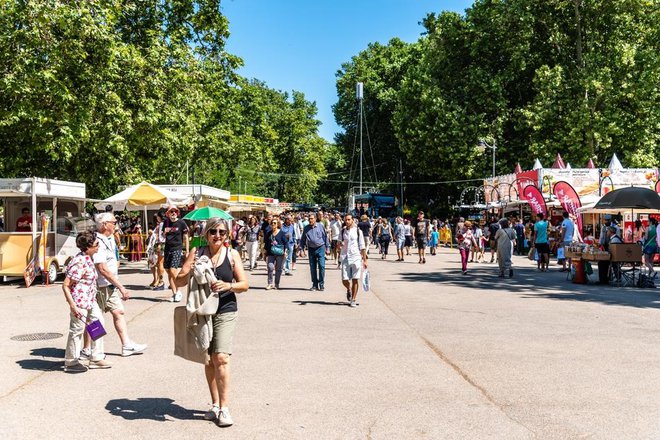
[183,206,233,221]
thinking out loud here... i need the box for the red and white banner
[520,184,547,216]
[553,181,583,237]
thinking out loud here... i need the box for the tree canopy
[333,0,660,211]
[0,0,330,201]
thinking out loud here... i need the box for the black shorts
[331,240,341,250]
[416,237,427,249]
[164,249,184,269]
[535,243,550,254]
[404,236,413,247]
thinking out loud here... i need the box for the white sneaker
[80,348,91,360]
[217,407,233,427]
[349,300,357,308]
[204,404,220,421]
[122,342,147,357]
[172,291,183,302]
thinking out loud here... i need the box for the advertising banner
[553,182,583,237]
[541,168,600,198]
[515,170,539,201]
[520,184,547,215]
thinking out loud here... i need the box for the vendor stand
[608,243,643,287]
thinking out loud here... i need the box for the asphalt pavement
[1,245,660,439]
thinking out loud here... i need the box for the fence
[118,233,148,261]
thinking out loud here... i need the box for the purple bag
[85,319,107,341]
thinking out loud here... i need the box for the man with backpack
[338,213,368,308]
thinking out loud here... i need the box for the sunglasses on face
[208,229,227,236]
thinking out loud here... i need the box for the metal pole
[492,142,496,179]
[399,159,404,216]
[357,82,364,196]
[359,98,363,195]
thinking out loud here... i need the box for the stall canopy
[96,181,191,211]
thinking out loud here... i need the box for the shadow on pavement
[388,264,660,309]
[123,284,154,292]
[106,398,203,421]
[129,296,169,303]
[30,347,65,358]
[292,300,349,307]
[16,359,63,371]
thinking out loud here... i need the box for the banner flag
[553,181,583,239]
[655,179,660,195]
[521,184,547,216]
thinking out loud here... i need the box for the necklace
[209,247,225,269]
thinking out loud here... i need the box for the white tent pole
[144,206,148,234]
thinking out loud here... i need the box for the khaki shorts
[96,285,124,313]
[209,312,238,355]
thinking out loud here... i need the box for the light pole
[477,139,497,180]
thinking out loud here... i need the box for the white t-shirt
[330,220,342,240]
[340,227,365,264]
[561,218,574,243]
[403,224,412,236]
[94,232,118,288]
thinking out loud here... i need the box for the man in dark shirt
[260,213,273,261]
[514,218,526,255]
[300,213,330,291]
[357,214,372,254]
[488,217,500,263]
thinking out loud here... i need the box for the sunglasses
[208,229,227,236]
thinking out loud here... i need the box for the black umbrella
[593,186,660,210]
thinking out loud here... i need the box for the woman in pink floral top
[456,221,475,275]
[63,231,110,372]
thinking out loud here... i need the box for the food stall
[0,177,91,284]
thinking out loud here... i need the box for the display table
[609,243,643,287]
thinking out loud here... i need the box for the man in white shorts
[85,213,147,358]
[339,213,368,308]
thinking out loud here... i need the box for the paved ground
[1,245,660,439]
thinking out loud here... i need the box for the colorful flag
[553,181,583,238]
[521,184,547,216]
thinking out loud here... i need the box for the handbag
[361,269,370,292]
[557,247,565,261]
[643,241,658,255]
[173,306,209,364]
[271,244,285,256]
[85,318,107,341]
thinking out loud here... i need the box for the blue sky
[221,0,474,142]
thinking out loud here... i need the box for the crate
[565,250,582,258]
[583,252,610,261]
[609,243,642,262]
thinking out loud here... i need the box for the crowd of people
[60,205,660,429]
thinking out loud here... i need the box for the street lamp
[477,139,497,179]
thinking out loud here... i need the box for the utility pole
[399,159,404,216]
[357,82,364,195]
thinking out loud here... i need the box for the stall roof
[160,184,230,202]
[0,177,86,200]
